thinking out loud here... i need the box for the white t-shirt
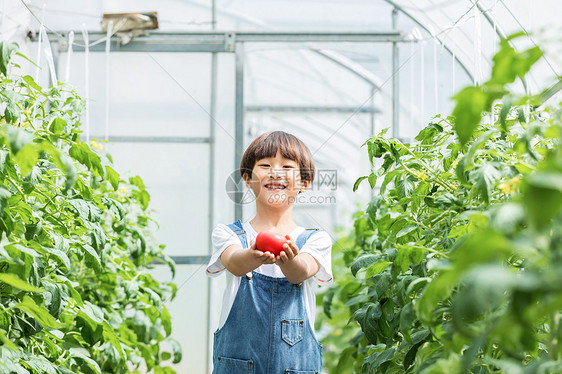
[206,220,333,330]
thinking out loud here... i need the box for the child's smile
[245,150,308,204]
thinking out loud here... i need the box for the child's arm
[220,239,278,276]
[276,238,321,284]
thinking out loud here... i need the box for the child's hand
[249,239,277,264]
[276,235,299,265]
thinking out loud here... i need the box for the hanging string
[81,24,90,143]
[104,21,113,142]
[420,38,425,127]
[491,0,498,123]
[434,38,439,115]
[452,49,456,95]
[410,38,415,134]
[473,5,483,85]
[40,26,57,86]
[64,31,74,84]
[1,0,6,32]
[34,24,43,82]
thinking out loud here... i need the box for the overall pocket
[215,356,254,374]
[281,318,304,346]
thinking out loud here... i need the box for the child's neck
[249,208,297,234]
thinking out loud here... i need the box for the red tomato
[255,231,288,256]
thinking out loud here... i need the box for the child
[206,130,333,373]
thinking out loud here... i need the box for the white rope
[40,26,57,86]
[452,49,456,94]
[1,0,6,31]
[104,21,113,142]
[410,38,415,133]
[81,24,90,143]
[473,5,483,85]
[64,31,74,84]
[420,39,425,127]
[34,23,43,82]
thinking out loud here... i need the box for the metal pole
[206,2,217,372]
[392,8,399,139]
[234,42,245,221]
[370,85,376,200]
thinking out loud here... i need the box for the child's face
[244,150,309,206]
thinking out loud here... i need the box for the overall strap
[226,219,248,248]
[295,228,321,250]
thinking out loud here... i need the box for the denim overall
[212,219,323,374]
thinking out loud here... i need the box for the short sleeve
[300,230,333,286]
[206,224,243,277]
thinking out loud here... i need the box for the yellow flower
[90,139,103,151]
[498,183,513,194]
[412,170,429,181]
[21,121,30,128]
[0,118,5,124]
[498,176,521,195]
[116,186,128,196]
[510,176,521,187]
[449,183,457,190]
[451,159,459,169]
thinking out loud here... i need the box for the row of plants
[0,42,180,373]
[318,33,562,373]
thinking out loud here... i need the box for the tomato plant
[319,34,562,373]
[0,42,180,373]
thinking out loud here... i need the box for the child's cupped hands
[249,239,278,264]
[276,235,299,265]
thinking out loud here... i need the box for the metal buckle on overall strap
[245,272,253,279]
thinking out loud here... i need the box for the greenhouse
[0,0,561,373]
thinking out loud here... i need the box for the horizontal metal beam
[152,256,211,265]
[39,30,412,53]
[80,135,211,143]
[245,105,380,114]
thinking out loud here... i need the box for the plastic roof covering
[3,0,560,87]
[1,0,561,220]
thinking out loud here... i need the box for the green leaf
[15,295,64,328]
[396,175,415,198]
[0,42,18,76]
[469,162,501,204]
[365,347,395,372]
[365,262,392,278]
[13,143,38,176]
[0,273,44,292]
[353,176,368,192]
[129,175,146,190]
[105,165,120,190]
[49,118,67,135]
[355,302,381,344]
[452,86,487,145]
[492,42,543,86]
[22,75,42,91]
[350,254,380,277]
[524,171,562,228]
[161,306,172,336]
[323,287,336,319]
[7,127,33,155]
[81,244,101,273]
[368,173,377,189]
[22,355,58,374]
[69,143,103,176]
[22,165,42,194]
[169,337,182,364]
[103,321,125,360]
